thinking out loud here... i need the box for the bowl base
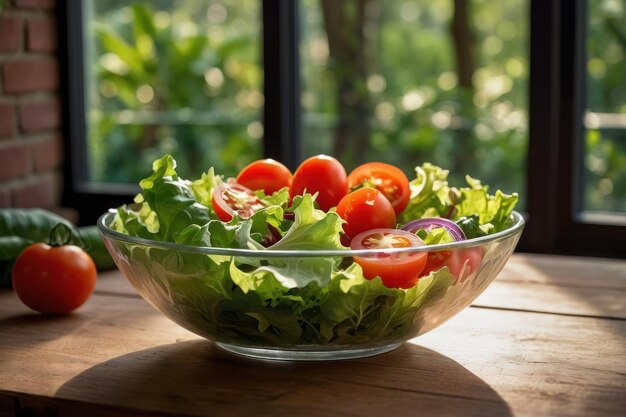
[215,342,403,361]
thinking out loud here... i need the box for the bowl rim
[97,210,525,258]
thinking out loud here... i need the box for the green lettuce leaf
[113,154,211,241]
[190,167,222,210]
[453,176,519,233]
[269,194,345,251]
[399,163,518,235]
[417,226,456,245]
[398,163,453,223]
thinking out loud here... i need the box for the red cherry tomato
[350,229,428,289]
[336,187,396,239]
[420,249,453,277]
[12,243,97,314]
[236,159,293,195]
[348,162,411,215]
[212,182,266,221]
[290,155,348,211]
[420,247,484,281]
[445,247,484,282]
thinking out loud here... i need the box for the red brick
[0,141,32,181]
[34,133,62,171]
[13,0,56,10]
[0,102,17,137]
[19,97,59,132]
[0,186,11,208]
[0,15,22,52]
[3,58,58,94]
[12,173,57,208]
[27,16,57,52]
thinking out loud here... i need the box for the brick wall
[0,0,63,210]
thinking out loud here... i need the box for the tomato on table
[212,182,266,222]
[290,155,348,212]
[350,229,427,289]
[236,159,292,195]
[348,162,411,215]
[336,187,396,239]
[12,243,97,314]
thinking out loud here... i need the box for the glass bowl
[98,211,524,361]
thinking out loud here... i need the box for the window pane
[300,0,528,206]
[583,0,626,215]
[82,0,262,183]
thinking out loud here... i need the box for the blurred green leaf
[97,27,146,78]
[132,4,157,40]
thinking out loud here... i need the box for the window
[75,1,262,184]
[583,0,626,217]
[60,0,626,256]
[299,0,528,205]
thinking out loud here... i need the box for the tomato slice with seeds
[348,162,411,215]
[212,182,266,222]
[350,228,428,289]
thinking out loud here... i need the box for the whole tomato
[12,243,97,314]
[336,187,397,239]
[290,155,348,212]
[420,247,484,282]
[236,159,293,195]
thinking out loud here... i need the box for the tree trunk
[450,0,477,174]
[451,0,476,91]
[321,0,377,164]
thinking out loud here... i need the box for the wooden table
[0,253,624,417]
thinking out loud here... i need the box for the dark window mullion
[555,0,585,241]
[523,0,562,253]
[262,0,301,171]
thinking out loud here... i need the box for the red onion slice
[400,217,466,241]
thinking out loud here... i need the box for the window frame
[58,0,626,257]
[525,0,626,257]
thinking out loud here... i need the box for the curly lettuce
[399,162,518,238]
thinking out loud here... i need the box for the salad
[108,154,519,348]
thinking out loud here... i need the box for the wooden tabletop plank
[1,285,624,417]
[473,253,626,319]
[496,253,626,288]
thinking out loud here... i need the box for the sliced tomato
[212,182,266,221]
[350,229,428,289]
[348,162,411,215]
[236,159,292,195]
[336,187,396,239]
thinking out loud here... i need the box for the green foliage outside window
[84,0,625,213]
[585,0,626,213]
[85,0,262,181]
